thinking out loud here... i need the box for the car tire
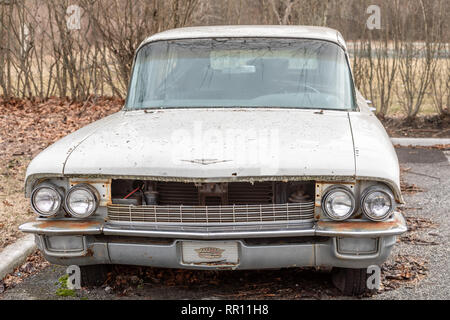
[331,267,370,296]
[80,265,110,287]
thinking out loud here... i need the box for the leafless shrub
[0,0,448,120]
[395,0,443,121]
[364,1,400,117]
[0,0,36,98]
[262,0,332,26]
[428,1,449,117]
[79,0,199,98]
[430,54,449,117]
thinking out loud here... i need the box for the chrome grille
[107,202,314,226]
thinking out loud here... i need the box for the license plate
[181,241,239,265]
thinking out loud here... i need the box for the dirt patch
[381,114,450,138]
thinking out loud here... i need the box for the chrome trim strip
[102,225,316,240]
[19,220,103,235]
[20,212,407,239]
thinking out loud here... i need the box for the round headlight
[361,186,395,221]
[322,186,355,221]
[65,184,99,218]
[31,183,62,217]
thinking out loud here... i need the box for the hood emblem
[182,159,232,165]
[195,247,225,260]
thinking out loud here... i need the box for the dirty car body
[20,26,406,275]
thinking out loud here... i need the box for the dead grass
[0,156,34,250]
[351,57,448,117]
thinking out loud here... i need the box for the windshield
[125,38,355,110]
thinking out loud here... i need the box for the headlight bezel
[30,183,63,217]
[64,183,99,218]
[360,185,395,221]
[321,185,356,221]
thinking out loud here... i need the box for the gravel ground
[0,147,448,300]
[371,147,450,300]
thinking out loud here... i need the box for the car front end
[19,26,407,294]
[21,176,406,271]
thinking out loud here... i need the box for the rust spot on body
[36,220,101,230]
[317,215,403,232]
[84,248,94,257]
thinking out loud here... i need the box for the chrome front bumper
[20,212,407,269]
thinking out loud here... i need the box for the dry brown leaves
[0,250,50,293]
[0,156,34,249]
[412,144,450,150]
[404,216,438,232]
[104,256,431,297]
[103,265,338,299]
[0,97,123,249]
[106,266,225,292]
[400,234,440,246]
[400,166,425,194]
[382,114,450,138]
[400,216,440,246]
[0,97,123,162]
[394,144,450,151]
[381,255,428,291]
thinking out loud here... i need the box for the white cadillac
[20,26,406,295]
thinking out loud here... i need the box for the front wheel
[331,268,371,296]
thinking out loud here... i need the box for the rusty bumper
[20,220,103,235]
[19,211,407,239]
[19,212,406,269]
[315,211,407,238]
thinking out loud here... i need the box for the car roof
[139,25,347,51]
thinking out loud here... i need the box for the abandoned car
[20,26,407,295]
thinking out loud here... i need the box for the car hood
[349,111,401,191]
[57,108,356,179]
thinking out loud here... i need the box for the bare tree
[82,0,199,98]
[429,0,449,117]
[396,0,442,121]
[0,0,448,117]
[365,0,400,117]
